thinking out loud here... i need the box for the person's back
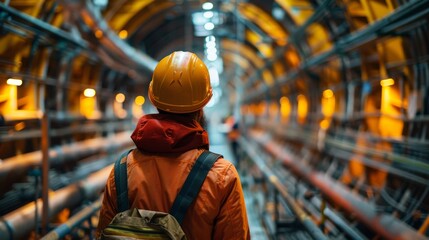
[96,51,250,239]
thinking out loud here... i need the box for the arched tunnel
[1,0,429,239]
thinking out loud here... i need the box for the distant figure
[227,118,241,169]
[96,51,250,239]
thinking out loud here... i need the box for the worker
[96,51,250,239]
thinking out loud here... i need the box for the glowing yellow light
[323,89,334,98]
[119,30,128,39]
[7,78,22,86]
[320,119,330,130]
[135,96,145,106]
[14,122,25,131]
[116,93,125,103]
[285,51,300,68]
[83,88,96,97]
[280,96,291,118]
[95,30,103,38]
[297,94,308,123]
[380,78,394,87]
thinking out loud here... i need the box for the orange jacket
[96,114,250,239]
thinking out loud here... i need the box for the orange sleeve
[95,168,117,238]
[212,164,250,239]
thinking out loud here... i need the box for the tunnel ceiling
[0,0,429,119]
[2,0,426,100]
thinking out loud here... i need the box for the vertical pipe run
[41,113,50,235]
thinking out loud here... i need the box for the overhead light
[7,78,22,86]
[206,48,217,55]
[203,11,214,18]
[83,88,96,97]
[320,119,330,130]
[323,89,334,98]
[205,36,216,42]
[135,96,145,106]
[95,29,103,38]
[208,67,219,87]
[14,122,25,131]
[119,30,128,39]
[205,41,216,48]
[207,54,217,61]
[202,2,213,10]
[116,93,125,103]
[204,22,215,31]
[380,78,394,87]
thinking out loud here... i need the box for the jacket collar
[131,114,209,153]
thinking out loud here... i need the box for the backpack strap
[169,150,222,224]
[114,149,134,212]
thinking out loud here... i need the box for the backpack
[100,150,222,240]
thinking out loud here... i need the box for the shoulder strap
[114,149,134,212]
[169,150,222,224]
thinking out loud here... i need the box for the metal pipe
[59,0,157,81]
[0,131,133,191]
[41,113,50,235]
[239,137,328,240]
[0,2,87,49]
[249,131,428,240]
[0,165,112,240]
[40,198,102,240]
[242,0,429,102]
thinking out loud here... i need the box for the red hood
[131,114,209,153]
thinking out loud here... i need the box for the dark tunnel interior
[0,0,429,239]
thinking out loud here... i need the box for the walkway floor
[209,125,269,240]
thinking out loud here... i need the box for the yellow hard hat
[148,51,212,113]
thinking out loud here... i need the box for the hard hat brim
[149,85,213,113]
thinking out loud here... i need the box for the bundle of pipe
[0,165,111,240]
[248,130,428,240]
[0,131,133,193]
[41,198,102,240]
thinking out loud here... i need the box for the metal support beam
[59,0,158,81]
[242,0,429,103]
[0,2,87,49]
